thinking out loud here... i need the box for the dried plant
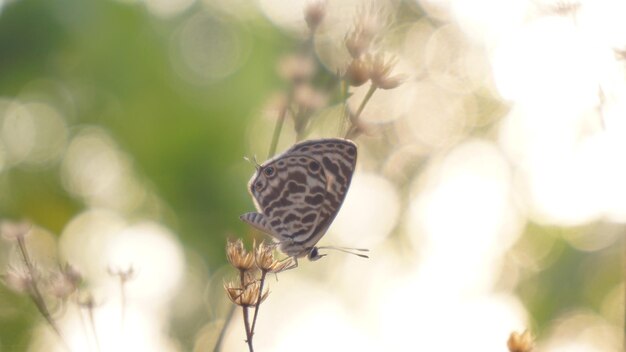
[223,239,291,352]
[1,220,137,352]
[507,330,534,352]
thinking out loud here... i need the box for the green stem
[345,84,377,139]
[268,91,292,159]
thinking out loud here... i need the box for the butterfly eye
[264,167,275,176]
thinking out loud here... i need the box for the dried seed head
[224,279,269,307]
[2,265,33,294]
[368,53,406,90]
[344,58,370,87]
[255,241,294,273]
[344,4,384,59]
[78,291,98,309]
[304,0,326,32]
[0,220,31,242]
[277,54,316,84]
[507,330,534,352]
[226,239,256,271]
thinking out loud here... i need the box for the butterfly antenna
[316,246,369,258]
[243,155,261,171]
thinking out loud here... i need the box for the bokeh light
[1,0,626,351]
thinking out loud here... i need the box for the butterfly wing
[243,138,357,257]
[283,138,357,248]
[247,153,328,250]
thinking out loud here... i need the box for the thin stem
[250,271,267,335]
[242,306,254,352]
[345,84,377,140]
[268,91,293,159]
[86,305,102,352]
[623,229,626,351]
[239,270,254,352]
[214,305,236,352]
[17,237,72,352]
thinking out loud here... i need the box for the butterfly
[240,138,368,268]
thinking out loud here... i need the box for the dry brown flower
[368,53,405,89]
[507,330,534,352]
[304,0,326,32]
[226,238,256,271]
[0,220,31,242]
[224,280,269,307]
[255,241,295,273]
[344,58,370,87]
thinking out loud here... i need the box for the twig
[239,271,254,352]
[250,271,267,335]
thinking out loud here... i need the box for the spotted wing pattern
[241,138,357,258]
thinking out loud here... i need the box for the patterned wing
[243,138,357,258]
[280,138,357,250]
[247,153,328,248]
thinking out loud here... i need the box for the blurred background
[0,0,625,351]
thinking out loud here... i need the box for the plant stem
[214,305,236,352]
[17,236,72,352]
[250,271,267,335]
[239,270,254,352]
[345,84,377,139]
[268,91,293,159]
[87,305,102,352]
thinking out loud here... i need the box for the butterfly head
[249,160,282,197]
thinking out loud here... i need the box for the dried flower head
[344,58,370,87]
[304,0,326,32]
[277,54,316,84]
[226,239,256,271]
[224,279,269,307]
[368,53,405,89]
[78,291,98,309]
[507,330,534,352]
[1,220,31,242]
[2,265,33,294]
[255,241,294,273]
[344,4,385,59]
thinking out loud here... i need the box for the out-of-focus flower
[2,265,33,294]
[255,241,294,273]
[226,239,256,271]
[345,58,370,87]
[507,330,534,352]
[293,84,328,111]
[224,279,269,307]
[0,221,31,242]
[48,264,82,299]
[304,0,326,32]
[344,4,384,59]
[108,265,135,282]
[277,54,316,84]
[369,53,406,89]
